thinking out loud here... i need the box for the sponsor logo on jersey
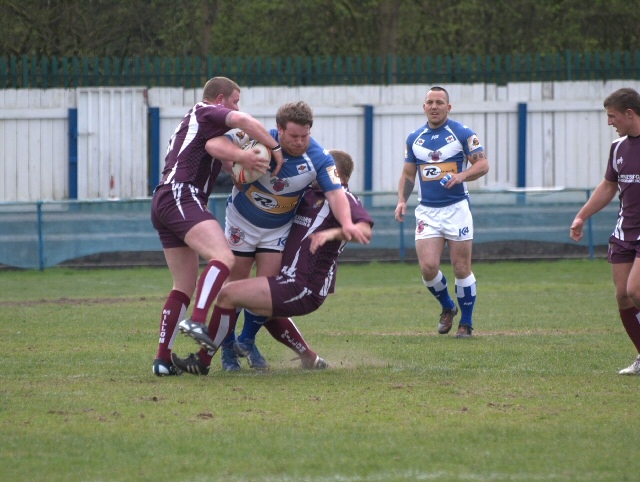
[421,161,457,182]
[293,214,312,227]
[228,226,246,246]
[431,134,440,140]
[416,138,425,146]
[618,174,640,183]
[297,164,309,174]
[617,156,623,166]
[246,187,301,214]
[446,135,454,143]
[459,226,470,237]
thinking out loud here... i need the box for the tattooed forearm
[400,176,415,201]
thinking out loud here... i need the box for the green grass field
[2,259,639,481]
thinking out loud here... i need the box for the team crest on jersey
[297,164,309,174]
[446,135,454,143]
[430,150,443,161]
[228,227,245,246]
[270,177,290,192]
[416,139,425,146]
[467,135,481,151]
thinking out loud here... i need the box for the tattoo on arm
[401,177,415,201]
[469,151,487,162]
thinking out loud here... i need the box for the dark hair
[604,88,640,116]
[328,149,354,184]
[427,86,449,103]
[276,101,314,129]
[202,77,240,102]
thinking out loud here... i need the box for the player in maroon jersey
[570,87,640,375]
[171,149,374,374]
[151,76,284,376]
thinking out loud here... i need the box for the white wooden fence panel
[0,89,70,201]
[76,87,148,199]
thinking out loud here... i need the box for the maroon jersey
[604,135,640,241]
[157,102,233,198]
[268,186,373,316]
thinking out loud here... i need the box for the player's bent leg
[217,277,274,316]
[184,219,235,268]
[264,317,328,369]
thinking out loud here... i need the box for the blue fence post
[37,201,44,270]
[585,189,595,260]
[517,102,527,188]
[363,104,373,207]
[399,221,405,262]
[517,102,527,206]
[149,107,161,194]
[68,108,78,199]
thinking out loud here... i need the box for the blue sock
[423,271,455,310]
[238,310,267,342]
[456,274,477,327]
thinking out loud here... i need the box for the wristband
[271,144,281,152]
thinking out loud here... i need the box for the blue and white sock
[423,271,455,310]
[455,273,477,327]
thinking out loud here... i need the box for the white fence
[1,80,638,202]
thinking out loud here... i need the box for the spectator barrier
[0,189,617,270]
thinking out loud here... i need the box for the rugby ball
[231,140,271,184]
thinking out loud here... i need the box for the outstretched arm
[570,179,618,241]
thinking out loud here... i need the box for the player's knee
[212,251,235,272]
[626,288,640,308]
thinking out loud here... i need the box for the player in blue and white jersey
[178,101,367,370]
[395,86,489,338]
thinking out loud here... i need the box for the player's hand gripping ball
[232,140,271,184]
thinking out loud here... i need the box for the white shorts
[415,200,474,241]
[225,202,291,254]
